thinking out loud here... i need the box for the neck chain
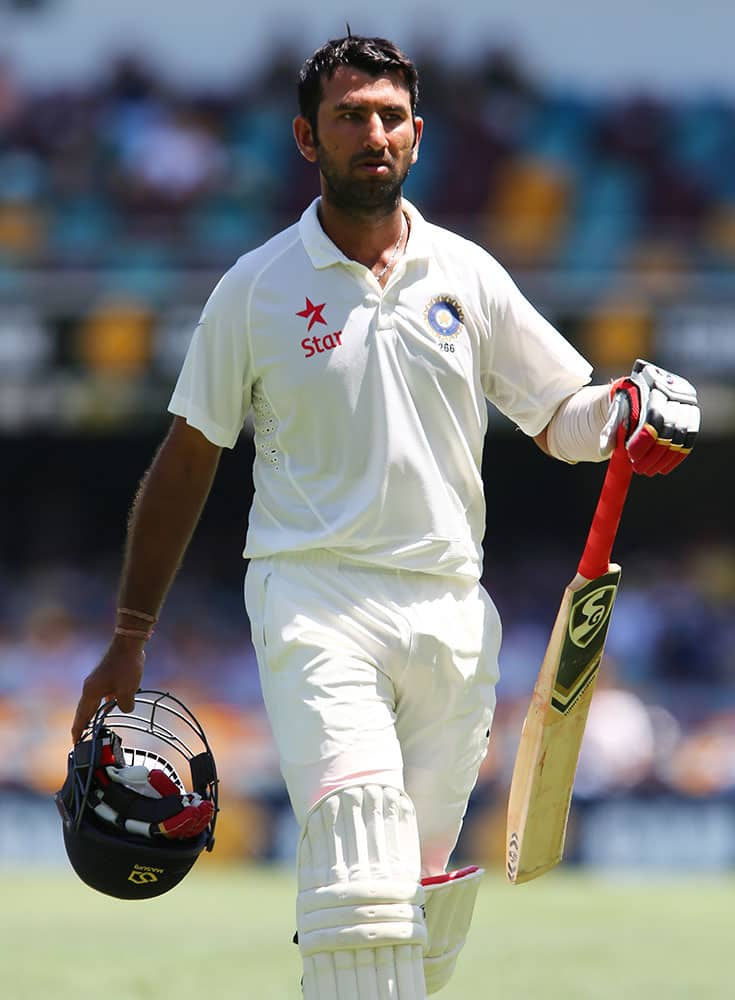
[374,213,406,282]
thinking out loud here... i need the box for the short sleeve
[481,264,592,437]
[168,266,254,448]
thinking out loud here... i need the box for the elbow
[533,425,552,457]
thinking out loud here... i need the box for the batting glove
[95,739,214,840]
[600,359,700,475]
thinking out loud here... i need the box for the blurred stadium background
[1,0,734,900]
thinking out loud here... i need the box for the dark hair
[298,34,419,134]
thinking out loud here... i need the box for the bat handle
[577,428,634,581]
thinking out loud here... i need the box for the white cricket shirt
[169,198,592,580]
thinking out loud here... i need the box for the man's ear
[411,116,424,163]
[293,115,319,162]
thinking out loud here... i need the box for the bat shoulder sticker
[552,570,621,714]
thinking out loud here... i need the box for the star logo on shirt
[296,297,328,332]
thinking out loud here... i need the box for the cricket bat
[506,434,634,884]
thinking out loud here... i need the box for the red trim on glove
[609,377,641,432]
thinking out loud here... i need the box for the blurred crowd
[1,43,735,278]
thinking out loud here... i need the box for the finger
[656,403,676,450]
[627,425,658,467]
[117,691,136,713]
[657,448,687,475]
[640,444,673,476]
[71,696,98,744]
[669,420,687,450]
[683,403,700,452]
[72,678,115,740]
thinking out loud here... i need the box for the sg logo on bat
[551,570,621,714]
[568,584,617,648]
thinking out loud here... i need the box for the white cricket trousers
[244,551,501,874]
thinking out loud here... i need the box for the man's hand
[71,638,145,744]
[600,359,700,475]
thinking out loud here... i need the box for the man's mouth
[354,158,392,175]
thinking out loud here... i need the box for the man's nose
[364,113,388,150]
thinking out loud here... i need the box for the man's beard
[316,147,412,216]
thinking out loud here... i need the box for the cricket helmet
[55,690,218,900]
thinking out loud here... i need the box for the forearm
[117,418,221,619]
[71,419,222,741]
[537,385,611,464]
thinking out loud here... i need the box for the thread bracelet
[115,607,157,642]
[114,626,154,641]
[117,607,157,624]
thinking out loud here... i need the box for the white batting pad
[297,785,428,1000]
[421,865,484,993]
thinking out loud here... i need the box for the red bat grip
[577,430,634,580]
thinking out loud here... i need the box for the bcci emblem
[425,295,464,340]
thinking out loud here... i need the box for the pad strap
[299,881,426,955]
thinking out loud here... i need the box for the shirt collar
[299,196,433,270]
